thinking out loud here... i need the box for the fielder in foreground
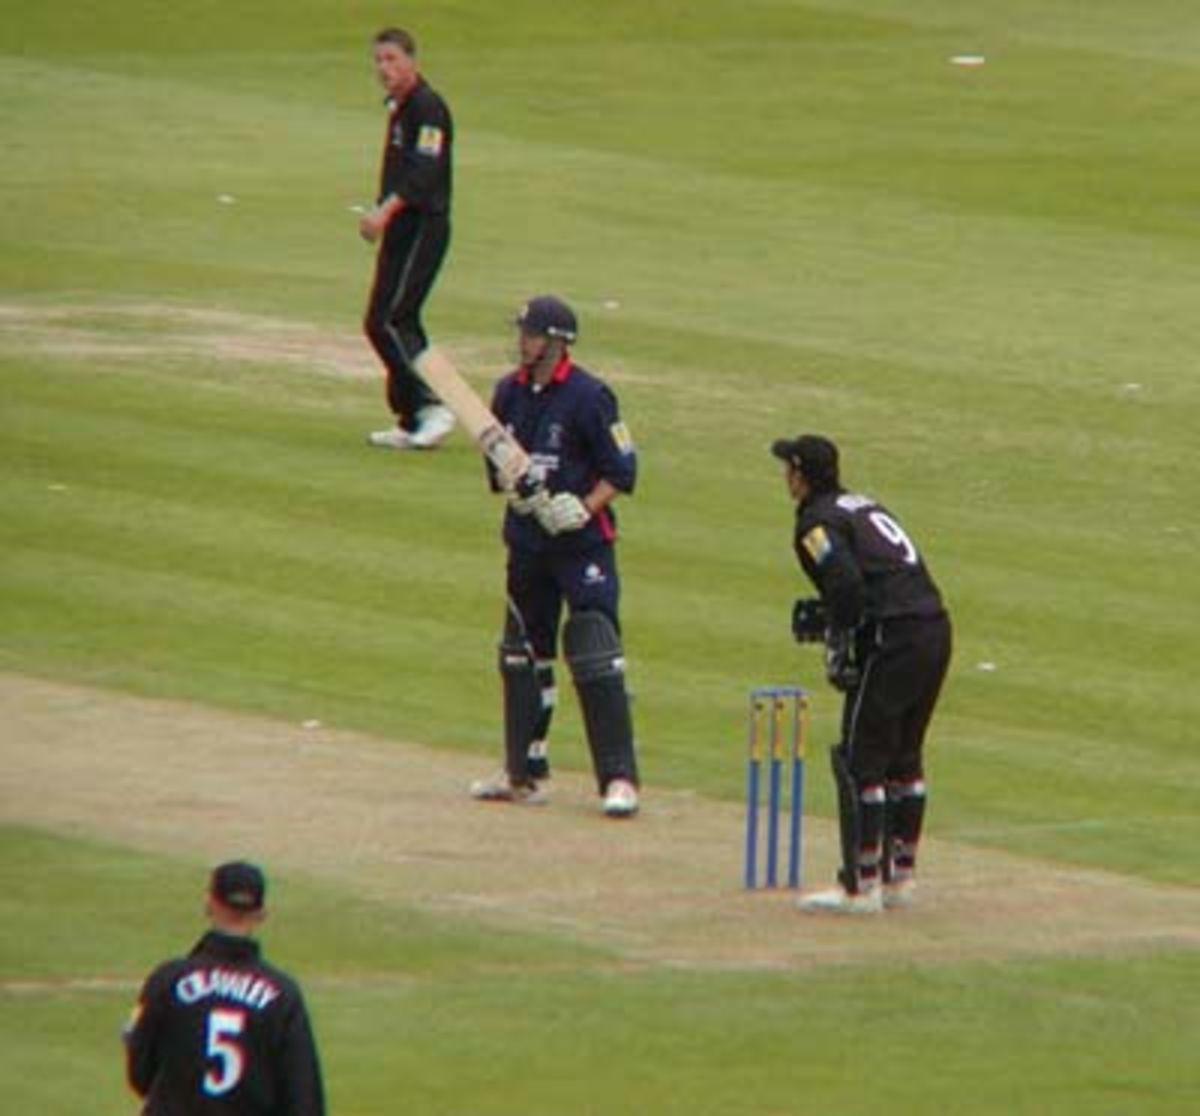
[470,296,642,817]
[774,436,952,913]
[123,861,326,1115]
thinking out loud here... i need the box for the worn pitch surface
[5,673,1198,970]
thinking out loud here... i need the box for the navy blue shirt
[491,356,637,554]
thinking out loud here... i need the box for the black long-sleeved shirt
[793,489,944,629]
[125,931,325,1116]
[377,77,453,214]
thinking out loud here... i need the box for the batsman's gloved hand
[792,597,828,643]
[824,628,861,692]
[535,492,592,535]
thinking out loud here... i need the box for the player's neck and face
[374,43,418,99]
[519,331,565,386]
[785,464,809,503]
[204,895,266,939]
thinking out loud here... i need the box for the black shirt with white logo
[125,930,325,1116]
[793,489,944,628]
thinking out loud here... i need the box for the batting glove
[535,492,592,535]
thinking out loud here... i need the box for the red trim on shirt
[595,507,616,542]
[515,353,573,386]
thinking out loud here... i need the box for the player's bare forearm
[583,479,620,516]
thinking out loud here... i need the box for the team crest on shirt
[583,563,607,586]
[609,421,634,454]
[802,525,833,565]
[416,125,444,156]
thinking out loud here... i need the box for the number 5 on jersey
[204,1008,246,1096]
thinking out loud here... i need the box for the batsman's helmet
[770,434,841,493]
[515,295,578,343]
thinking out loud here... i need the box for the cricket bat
[413,346,531,489]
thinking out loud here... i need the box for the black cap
[770,434,841,492]
[210,861,266,912]
[515,295,578,342]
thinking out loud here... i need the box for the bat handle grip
[513,474,543,500]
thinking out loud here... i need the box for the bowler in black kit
[774,435,952,914]
[361,27,456,451]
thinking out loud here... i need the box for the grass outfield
[3,1,1199,1113]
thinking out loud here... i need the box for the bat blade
[414,347,530,488]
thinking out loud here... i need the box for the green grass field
[3,2,1200,1113]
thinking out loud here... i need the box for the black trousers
[363,210,450,429]
[842,613,952,786]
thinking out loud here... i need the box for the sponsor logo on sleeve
[802,526,833,565]
[609,421,634,454]
[416,125,445,156]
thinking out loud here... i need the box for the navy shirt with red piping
[490,354,637,555]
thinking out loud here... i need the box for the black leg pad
[498,600,543,783]
[830,743,861,893]
[563,611,639,792]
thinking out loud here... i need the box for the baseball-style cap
[515,295,578,342]
[770,434,841,491]
[210,861,266,912]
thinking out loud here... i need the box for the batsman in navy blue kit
[360,27,457,451]
[123,861,326,1115]
[470,296,642,817]
[774,435,952,914]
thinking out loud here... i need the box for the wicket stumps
[744,686,809,889]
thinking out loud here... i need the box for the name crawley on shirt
[172,967,281,1010]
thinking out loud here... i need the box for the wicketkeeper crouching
[774,434,952,913]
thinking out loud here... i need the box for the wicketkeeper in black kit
[361,27,456,450]
[470,296,642,817]
[774,435,952,914]
[123,861,326,1115]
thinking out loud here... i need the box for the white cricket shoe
[602,778,639,818]
[882,879,917,910]
[797,885,883,915]
[367,426,414,450]
[410,404,456,449]
[469,771,548,806]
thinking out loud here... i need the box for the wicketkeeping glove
[824,628,861,692]
[791,597,828,643]
[535,492,592,535]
